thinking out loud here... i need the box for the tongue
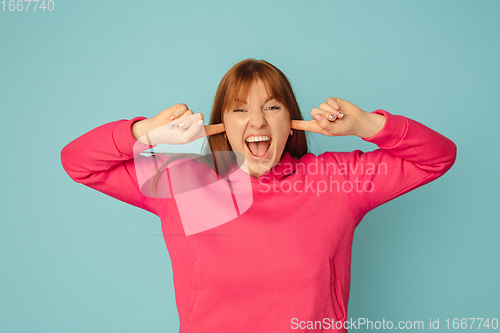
[247,141,270,157]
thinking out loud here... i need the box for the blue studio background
[1,0,499,332]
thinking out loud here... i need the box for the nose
[248,109,267,128]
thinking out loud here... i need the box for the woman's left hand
[291,97,386,138]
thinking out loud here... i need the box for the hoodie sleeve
[60,117,172,215]
[326,109,457,215]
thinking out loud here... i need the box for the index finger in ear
[204,122,225,137]
[291,119,319,132]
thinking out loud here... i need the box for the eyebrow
[235,96,275,105]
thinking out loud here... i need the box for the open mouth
[245,137,272,158]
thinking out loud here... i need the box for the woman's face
[223,78,291,179]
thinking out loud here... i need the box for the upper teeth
[246,136,271,142]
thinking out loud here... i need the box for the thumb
[332,97,348,109]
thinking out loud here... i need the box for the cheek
[224,117,247,137]
[224,128,243,151]
[269,120,290,140]
[273,111,291,132]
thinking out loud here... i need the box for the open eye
[233,109,246,113]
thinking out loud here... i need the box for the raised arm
[292,97,457,215]
[326,109,457,213]
[60,104,221,215]
[60,116,164,215]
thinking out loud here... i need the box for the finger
[167,104,179,120]
[325,97,344,119]
[182,114,207,141]
[172,112,201,129]
[169,103,190,119]
[326,97,340,111]
[159,104,177,121]
[204,122,225,136]
[290,119,322,133]
[319,102,340,121]
[178,109,195,119]
[313,112,335,128]
[319,102,336,114]
[176,113,200,128]
[311,107,338,123]
[332,97,352,113]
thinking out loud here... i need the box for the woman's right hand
[132,103,225,145]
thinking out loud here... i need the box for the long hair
[148,58,309,194]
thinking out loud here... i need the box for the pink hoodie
[61,109,456,332]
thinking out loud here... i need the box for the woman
[61,59,456,332]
